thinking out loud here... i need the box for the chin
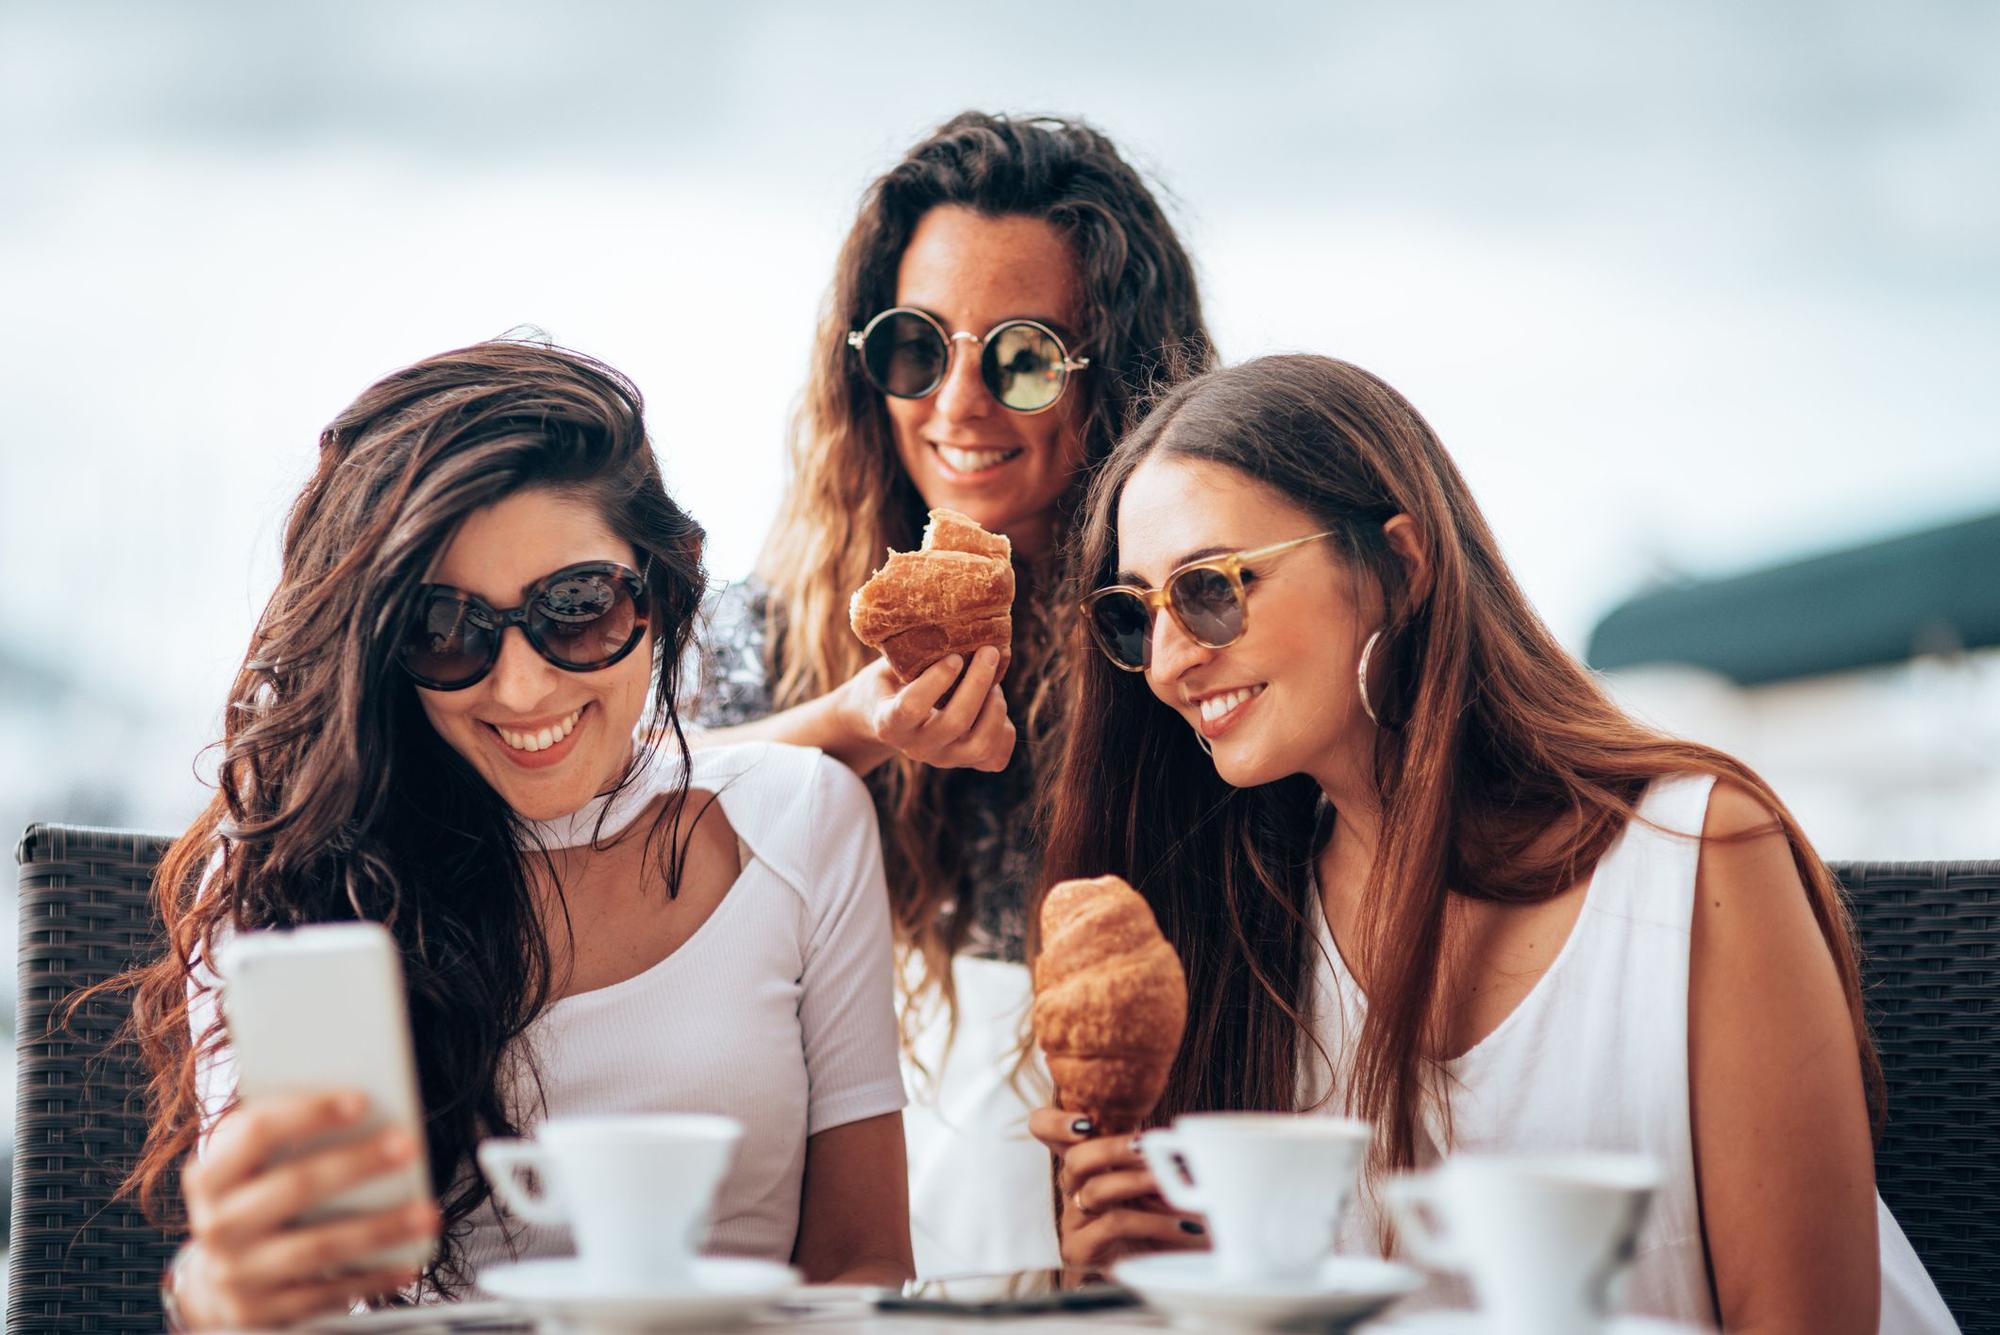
[479,762,602,824]
[1210,755,1265,790]
[910,484,1008,528]
[1207,741,1292,791]
[500,788,585,823]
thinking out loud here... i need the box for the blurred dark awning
[1586,511,2000,686]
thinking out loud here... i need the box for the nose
[486,627,561,715]
[931,331,994,423]
[1146,606,1215,696]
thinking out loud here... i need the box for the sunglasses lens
[982,322,1067,411]
[861,311,947,398]
[403,594,497,688]
[1088,591,1153,670]
[529,568,645,669]
[1169,566,1244,647]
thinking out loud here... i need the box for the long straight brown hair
[755,111,1213,1027]
[1040,354,1882,1178]
[111,341,708,1295]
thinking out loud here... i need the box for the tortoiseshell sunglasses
[1080,532,1336,671]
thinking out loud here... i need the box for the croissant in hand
[1032,875,1188,1134]
[848,508,1014,683]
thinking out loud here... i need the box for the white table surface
[279,1290,1434,1333]
[258,1283,1719,1335]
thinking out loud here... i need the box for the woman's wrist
[822,679,894,774]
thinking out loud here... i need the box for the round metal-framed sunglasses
[846,306,1090,414]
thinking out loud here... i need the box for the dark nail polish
[1179,1219,1206,1236]
[1070,1117,1095,1136]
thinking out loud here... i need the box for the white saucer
[479,1256,796,1331]
[1368,1314,1704,1334]
[1114,1253,1422,1329]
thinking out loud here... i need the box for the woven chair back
[1833,859,1999,1332]
[12,825,178,1334]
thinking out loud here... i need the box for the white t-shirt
[191,740,906,1285]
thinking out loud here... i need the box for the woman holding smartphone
[124,342,913,1327]
[1028,356,1954,1332]
[691,112,1212,1269]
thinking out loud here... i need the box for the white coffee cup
[1139,1113,1373,1282]
[477,1113,743,1290]
[1383,1152,1660,1335]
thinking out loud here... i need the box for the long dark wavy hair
[116,340,708,1296]
[1041,354,1882,1186]
[755,110,1215,1032]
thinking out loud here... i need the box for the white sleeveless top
[1303,774,1957,1332]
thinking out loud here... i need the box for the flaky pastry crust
[1032,875,1189,1134]
[849,508,1014,682]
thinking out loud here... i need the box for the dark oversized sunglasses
[846,306,1090,414]
[1080,533,1336,672]
[400,559,650,691]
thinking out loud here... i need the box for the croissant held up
[1032,875,1189,1134]
[848,508,1014,683]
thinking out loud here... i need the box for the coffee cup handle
[477,1138,567,1227]
[1137,1130,1206,1216]
[1382,1173,1464,1271]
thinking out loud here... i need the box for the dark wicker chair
[8,828,1997,1330]
[1831,860,1999,1332]
[11,824,179,1335]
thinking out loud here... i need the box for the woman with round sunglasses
[691,113,1213,1273]
[1029,356,1953,1331]
[119,342,913,1327]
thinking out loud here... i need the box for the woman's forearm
[692,691,894,775]
[792,1113,914,1286]
[823,1257,915,1288]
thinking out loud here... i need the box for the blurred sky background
[3,0,1998,876]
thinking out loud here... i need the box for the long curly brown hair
[756,111,1214,1029]
[1042,354,1883,1183]
[114,340,708,1296]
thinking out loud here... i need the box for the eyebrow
[1113,545,1234,585]
[907,304,1074,336]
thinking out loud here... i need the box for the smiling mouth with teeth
[491,705,585,753]
[932,442,1025,475]
[1196,685,1266,726]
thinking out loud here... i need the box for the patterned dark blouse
[691,576,1037,962]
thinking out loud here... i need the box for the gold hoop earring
[1193,725,1215,758]
[1358,628,1386,728]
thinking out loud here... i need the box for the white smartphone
[219,921,434,1272]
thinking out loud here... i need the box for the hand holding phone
[176,1091,439,1330]
[218,923,432,1244]
[169,923,440,1330]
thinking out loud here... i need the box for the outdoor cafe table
[239,1289,1455,1333]
[261,1313,1415,1333]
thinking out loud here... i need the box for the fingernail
[381,1129,415,1160]
[1179,1219,1206,1236]
[407,1201,435,1228]
[1070,1117,1095,1137]
[1129,1136,1145,1156]
[946,655,964,672]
